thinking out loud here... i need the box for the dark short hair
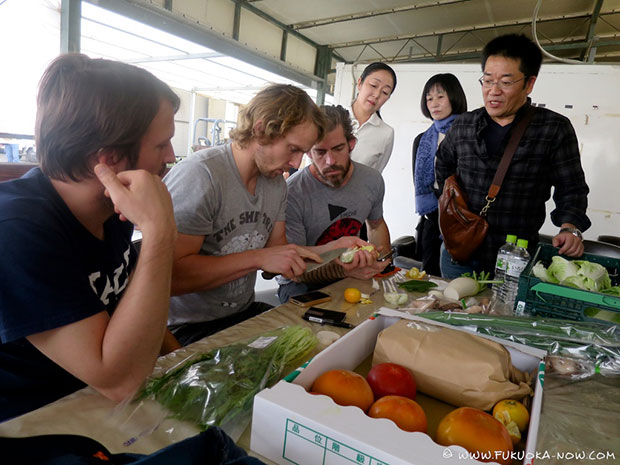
[320,105,355,142]
[36,54,180,182]
[230,84,326,148]
[420,73,468,119]
[359,62,397,94]
[481,33,543,78]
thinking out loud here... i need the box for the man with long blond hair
[164,84,368,345]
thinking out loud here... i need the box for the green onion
[460,271,502,294]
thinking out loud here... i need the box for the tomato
[436,407,513,465]
[366,363,417,400]
[311,369,374,412]
[368,395,427,433]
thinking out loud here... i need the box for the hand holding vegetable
[338,245,389,280]
[339,245,377,264]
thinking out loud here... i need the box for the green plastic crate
[515,243,620,324]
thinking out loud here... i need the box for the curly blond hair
[230,84,325,148]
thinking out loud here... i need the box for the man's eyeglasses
[478,76,527,89]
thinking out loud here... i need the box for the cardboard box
[251,309,546,465]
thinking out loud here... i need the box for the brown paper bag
[372,320,531,410]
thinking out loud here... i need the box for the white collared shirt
[347,108,394,173]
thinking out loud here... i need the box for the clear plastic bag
[115,326,317,443]
[417,312,620,378]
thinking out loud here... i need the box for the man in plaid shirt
[435,34,590,278]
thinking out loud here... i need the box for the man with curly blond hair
[164,84,368,345]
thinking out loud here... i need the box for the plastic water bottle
[504,239,531,314]
[492,234,517,309]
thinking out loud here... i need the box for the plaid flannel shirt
[436,100,591,271]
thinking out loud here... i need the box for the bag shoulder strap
[487,105,536,199]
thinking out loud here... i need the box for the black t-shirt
[0,168,136,421]
[483,112,513,158]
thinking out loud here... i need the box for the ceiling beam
[86,0,323,88]
[384,35,620,63]
[290,0,471,30]
[228,0,346,63]
[126,52,225,64]
[581,0,605,61]
[329,11,618,49]
[230,0,320,49]
[60,0,81,53]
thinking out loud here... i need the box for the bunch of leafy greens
[397,280,438,293]
[136,326,317,430]
[534,257,618,293]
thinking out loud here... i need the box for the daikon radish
[443,277,480,300]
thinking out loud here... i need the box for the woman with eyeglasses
[412,73,467,276]
[348,62,397,173]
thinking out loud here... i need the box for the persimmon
[368,395,427,433]
[366,362,417,400]
[311,369,374,412]
[436,407,513,465]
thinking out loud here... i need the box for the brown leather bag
[439,175,489,262]
[438,106,536,263]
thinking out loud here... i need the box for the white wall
[333,62,620,243]
[0,0,60,136]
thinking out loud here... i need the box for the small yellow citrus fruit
[493,399,530,433]
[503,420,521,445]
[344,287,361,303]
[405,267,426,279]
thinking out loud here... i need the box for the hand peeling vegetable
[339,245,376,263]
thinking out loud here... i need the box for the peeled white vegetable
[339,245,375,263]
[428,290,445,299]
[443,277,480,300]
[384,292,408,305]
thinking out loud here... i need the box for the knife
[261,247,349,280]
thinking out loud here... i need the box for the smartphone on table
[289,290,332,307]
[302,307,346,322]
[302,307,353,328]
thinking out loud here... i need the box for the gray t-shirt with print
[164,143,287,326]
[285,161,384,247]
